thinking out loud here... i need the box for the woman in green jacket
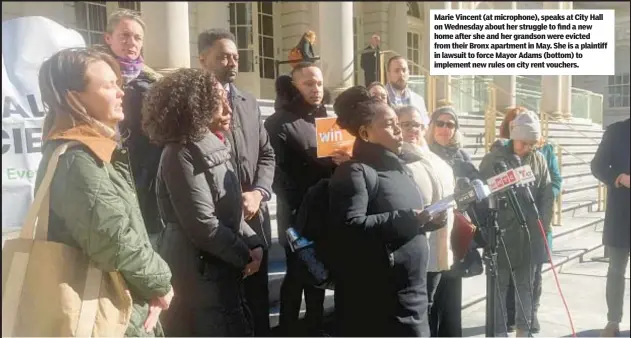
[35,47,173,337]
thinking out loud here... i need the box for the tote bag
[2,142,133,337]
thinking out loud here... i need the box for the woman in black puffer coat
[143,69,265,337]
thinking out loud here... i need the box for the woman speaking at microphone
[478,111,554,337]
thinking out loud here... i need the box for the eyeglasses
[400,121,424,130]
[372,93,387,101]
[435,120,456,130]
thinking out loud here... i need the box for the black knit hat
[431,106,460,129]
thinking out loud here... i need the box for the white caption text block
[429,10,615,76]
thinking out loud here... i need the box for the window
[607,73,630,108]
[407,32,420,75]
[75,1,107,46]
[258,2,275,79]
[118,2,141,13]
[229,3,254,73]
[407,2,421,19]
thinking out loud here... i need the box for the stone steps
[265,211,606,328]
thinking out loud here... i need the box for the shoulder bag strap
[19,141,80,241]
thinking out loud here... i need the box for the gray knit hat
[510,111,541,142]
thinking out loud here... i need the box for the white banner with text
[2,16,85,231]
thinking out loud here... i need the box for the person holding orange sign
[265,62,349,336]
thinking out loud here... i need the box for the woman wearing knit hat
[499,107,562,334]
[479,110,555,337]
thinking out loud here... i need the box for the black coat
[226,84,276,247]
[120,72,165,235]
[329,139,430,337]
[156,133,264,336]
[360,45,380,75]
[591,118,630,249]
[264,76,336,246]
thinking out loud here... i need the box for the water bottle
[286,227,314,252]
[286,227,330,288]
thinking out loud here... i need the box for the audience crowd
[28,9,629,338]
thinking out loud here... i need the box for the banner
[2,16,85,232]
[315,117,355,158]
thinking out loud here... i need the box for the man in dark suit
[360,33,381,86]
[198,28,276,336]
[591,118,630,338]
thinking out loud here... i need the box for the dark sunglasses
[435,120,456,129]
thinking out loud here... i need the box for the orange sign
[315,117,355,158]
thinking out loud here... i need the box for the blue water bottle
[286,227,332,289]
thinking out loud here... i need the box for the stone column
[387,2,407,58]
[424,2,452,106]
[494,75,517,111]
[141,2,191,70]
[318,1,354,97]
[541,76,563,120]
[561,1,573,120]
[540,1,567,120]
[196,2,230,31]
[492,2,517,112]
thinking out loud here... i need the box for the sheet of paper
[425,196,455,216]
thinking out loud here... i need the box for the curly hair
[334,86,384,137]
[142,68,223,146]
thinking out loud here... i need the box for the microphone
[494,161,528,227]
[511,155,541,218]
[425,178,492,215]
[456,177,471,194]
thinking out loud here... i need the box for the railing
[340,48,606,215]
[554,144,563,226]
[274,56,321,76]
[388,59,607,220]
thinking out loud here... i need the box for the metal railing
[274,56,321,76]
[381,59,607,220]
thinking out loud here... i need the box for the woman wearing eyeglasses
[425,106,482,337]
[397,106,459,337]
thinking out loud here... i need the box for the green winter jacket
[479,140,554,268]
[35,127,172,337]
